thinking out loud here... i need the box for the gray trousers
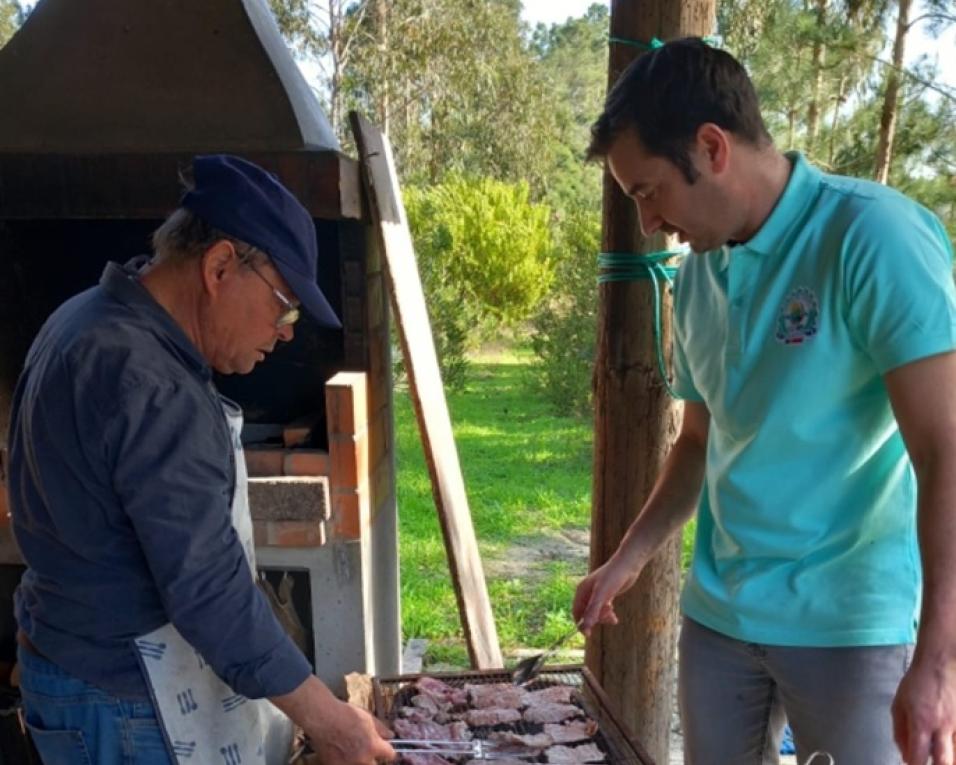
[679,617,912,765]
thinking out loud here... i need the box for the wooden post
[587,2,716,764]
[350,112,503,669]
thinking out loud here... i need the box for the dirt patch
[485,527,590,580]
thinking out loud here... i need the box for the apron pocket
[25,721,92,765]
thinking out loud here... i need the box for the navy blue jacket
[8,260,312,700]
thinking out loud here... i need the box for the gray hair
[151,208,268,266]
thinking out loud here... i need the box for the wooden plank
[349,112,503,669]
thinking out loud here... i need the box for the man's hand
[271,675,396,765]
[308,698,396,765]
[572,401,710,637]
[572,555,643,636]
[893,655,956,765]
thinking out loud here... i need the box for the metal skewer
[391,738,538,760]
[511,620,583,685]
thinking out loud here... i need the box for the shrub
[404,176,555,387]
[530,207,600,416]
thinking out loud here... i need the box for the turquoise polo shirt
[673,152,956,646]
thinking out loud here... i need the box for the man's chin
[674,231,712,254]
[217,360,259,376]
[687,238,720,254]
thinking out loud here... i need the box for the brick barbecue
[0,0,401,694]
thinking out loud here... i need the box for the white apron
[134,399,294,764]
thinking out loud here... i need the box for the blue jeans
[17,645,173,765]
[679,617,912,765]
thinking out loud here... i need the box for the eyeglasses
[248,263,300,328]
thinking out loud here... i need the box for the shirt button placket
[726,252,746,363]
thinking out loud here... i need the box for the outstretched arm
[271,675,396,765]
[573,400,709,633]
[886,351,956,765]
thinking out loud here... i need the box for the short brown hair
[588,38,771,182]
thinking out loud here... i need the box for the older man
[8,155,396,765]
[573,39,956,765]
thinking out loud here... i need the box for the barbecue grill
[373,666,656,765]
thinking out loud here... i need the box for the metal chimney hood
[0,0,339,152]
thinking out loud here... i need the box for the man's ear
[696,122,731,175]
[200,240,238,296]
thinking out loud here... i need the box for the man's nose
[635,199,662,237]
[277,323,295,343]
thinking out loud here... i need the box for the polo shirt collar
[100,257,212,380]
[734,151,822,257]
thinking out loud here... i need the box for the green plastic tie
[598,249,688,398]
[608,35,664,50]
[608,35,723,51]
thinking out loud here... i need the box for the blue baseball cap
[181,154,341,329]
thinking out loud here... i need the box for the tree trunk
[327,0,342,136]
[827,75,846,169]
[874,0,912,184]
[805,0,827,158]
[376,0,389,134]
[588,2,715,764]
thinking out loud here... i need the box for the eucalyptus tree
[725,0,955,243]
[530,4,609,213]
[722,0,889,164]
[874,0,955,182]
[341,0,562,192]
[268,0,373,136]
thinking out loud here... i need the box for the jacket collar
[100,257,212,381]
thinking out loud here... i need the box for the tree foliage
[530,4,609,214]
[342,0,564,191]
[0,0,23,48]
[268,0,374,134]
[722,0,955,231]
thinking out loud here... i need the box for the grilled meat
[522,702,582,725]
[545,742,607,763]
[543,720,599,744]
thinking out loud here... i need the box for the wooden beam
[348,112,503,669]
[588,3,716,763]
[0,151,363,221]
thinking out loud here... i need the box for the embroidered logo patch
[775,287,819,345]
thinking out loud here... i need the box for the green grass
[396,347,592,661]
[396,346,696,667]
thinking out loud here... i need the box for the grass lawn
[395,345,695,668]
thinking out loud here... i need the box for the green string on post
[598,249,687,398]
[608,35,723,50]
[608,35,665,50]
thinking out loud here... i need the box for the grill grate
[373,665,656,765]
